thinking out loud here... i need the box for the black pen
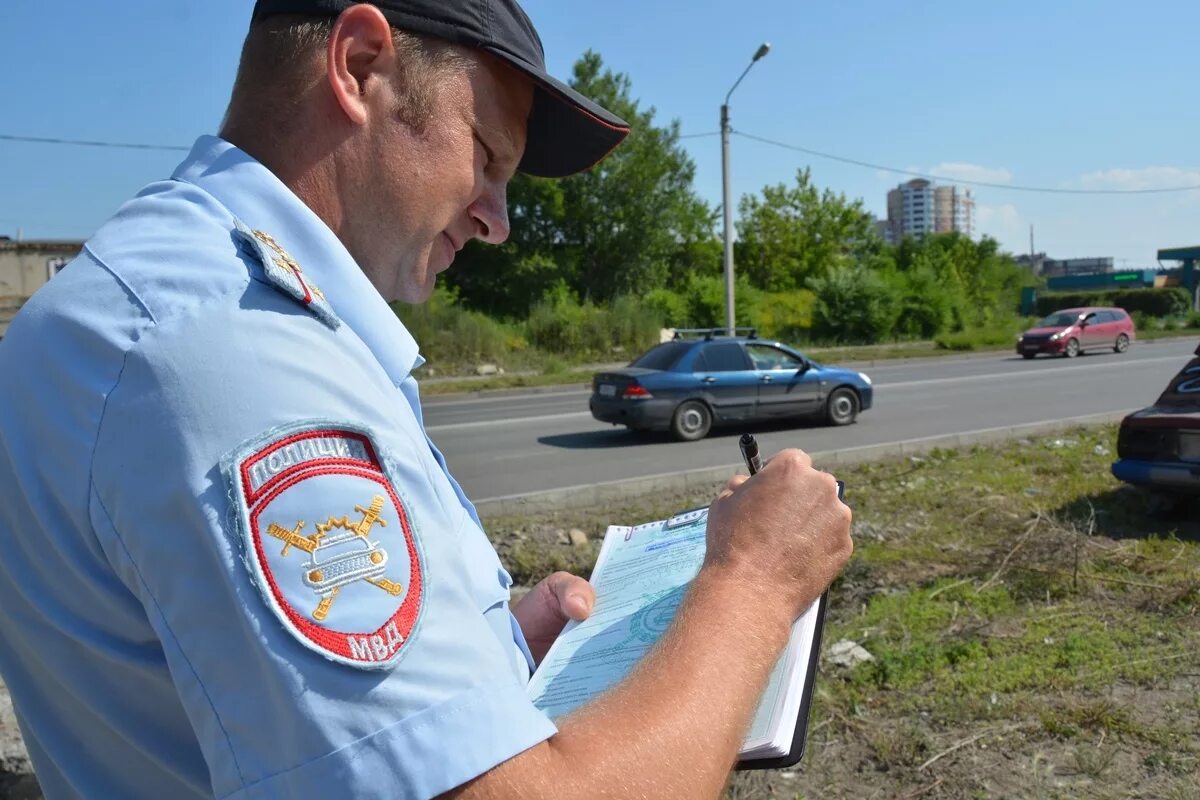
[740,433,846,501]
[739,433,763,475]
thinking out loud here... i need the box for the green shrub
[525,284,661,359]
[892,267,956,339]
[807,265,900,344]
[1130,310,1153,332]
[935,323,1023,351]
[1110,288,1190,316]
[605,294,664,354]
[643,288,687,328]
[751,289,816,342]
[933,331,977,351]
[679,274,726,328]
[1035,288,1190,318]
[393,286,522,369]
[932,313,1027,352]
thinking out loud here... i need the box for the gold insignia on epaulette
[252,229,327,302]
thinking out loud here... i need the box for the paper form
[527,506,819,758]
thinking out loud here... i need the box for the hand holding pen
[739,433,844,500]
[705,436,853,618]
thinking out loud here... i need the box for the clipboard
[735,479,840,771]
[735,589,828,770]
[528,482,843,772]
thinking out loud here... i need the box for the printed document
[527,507,825,763]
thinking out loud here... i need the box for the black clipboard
[734,479,841,771]
[735,590,828,770]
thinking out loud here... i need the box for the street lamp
[721,42,770,336]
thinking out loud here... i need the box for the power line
[6,129,1199,195]
[0,134,189,152]
[733,131,1200,195]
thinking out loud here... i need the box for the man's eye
[475,135,494,166]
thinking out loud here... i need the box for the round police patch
[223,422,425,669]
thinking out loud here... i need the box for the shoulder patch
[222,422,425,669]
[233,219,340,330]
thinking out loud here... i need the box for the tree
[735,168,882,292]
[806,262,899,344]
[893,233,1033,330]
[446,51,718,316]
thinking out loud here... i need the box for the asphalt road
[422,339,1199,502]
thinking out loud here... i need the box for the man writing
[0,2,852,797]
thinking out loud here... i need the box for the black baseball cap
[251,0,630,177]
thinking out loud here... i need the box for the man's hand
[704,449,853,625]
[511,571,595,664]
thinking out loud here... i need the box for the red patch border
[241,429,382,506]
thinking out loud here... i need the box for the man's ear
[327,4,395,126]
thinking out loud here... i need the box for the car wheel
[1022,352,1037,360]
[670,400,712,441]
[1114,333,1130,353]
[1063,338,1080,358]
[824,387,859,426]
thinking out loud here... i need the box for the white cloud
[1077,166,1200,191]
[929,162,1013,185]
[976,203,1023,247]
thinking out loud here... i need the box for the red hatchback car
[1016,307,1136,359]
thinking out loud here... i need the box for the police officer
[0,1,852,797]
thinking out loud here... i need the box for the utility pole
[721,43,771,336]
[1029,225,1037,274]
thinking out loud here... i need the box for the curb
[474,410,1133,517]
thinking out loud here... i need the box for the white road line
[876,355,1183,390]
[425,410,592,432]
[422,389,587,409]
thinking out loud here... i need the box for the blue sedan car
[589,331,874,441]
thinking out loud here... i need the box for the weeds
[480,425,1200,798]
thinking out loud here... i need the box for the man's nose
[469,184,511,245]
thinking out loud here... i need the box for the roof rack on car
[672,327,758,341]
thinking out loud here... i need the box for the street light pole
[721,43,770,336]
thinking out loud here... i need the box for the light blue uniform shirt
[0,136,554,799]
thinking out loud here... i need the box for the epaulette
[233,219,340,330]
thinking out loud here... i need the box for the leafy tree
[446,51,717,315]
[806,262,899,343]
[893,233,1033,331]
[735,168,882,291]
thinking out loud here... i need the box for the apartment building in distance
[881,179,975,243]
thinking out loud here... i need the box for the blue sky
[3,0,1198,266]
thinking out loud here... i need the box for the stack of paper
[527,507,826,768]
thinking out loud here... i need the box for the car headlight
[858,372,872,385]
[1049,331,1063,341]
[1016,334,1024,342]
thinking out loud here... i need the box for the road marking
[877,355,1184,390]
[425,411,592,433]
[422,389,587,409]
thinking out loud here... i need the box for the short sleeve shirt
[0,136,554,799]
